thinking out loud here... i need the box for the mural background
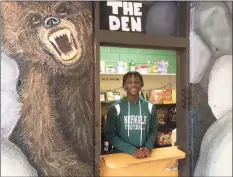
[190,1,232,176]
[1,2,96,176]
[1,1,232,176]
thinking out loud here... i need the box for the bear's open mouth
[48,28,78,61]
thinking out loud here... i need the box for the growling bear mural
[1,1,95,176]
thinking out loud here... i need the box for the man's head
[122,71,144,96]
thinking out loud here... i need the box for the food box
[163,89,173,104]
[150,90,164,104]
[172,89,176,103]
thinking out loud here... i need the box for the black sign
[100,1,146,33]
[99,1,179,36]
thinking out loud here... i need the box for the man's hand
[132,149,145,159]
[140,147,151,157]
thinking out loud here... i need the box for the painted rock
[195,2,232,57]
[225,1,232,15]
[1,53,19,91]
[194,111,232,176]
[1,54,37,176]
[1,140,38,176]
[1,54,21,141]
[190,32,211,83]
[208,55,232,119]
[145,2,178,36]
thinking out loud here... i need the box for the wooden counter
[100,146,185,176]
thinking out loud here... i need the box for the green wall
[100,46,176,74]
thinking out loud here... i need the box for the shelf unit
[101,73,176,76]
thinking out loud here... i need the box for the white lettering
[121,16,130,31]
[131,17,142,32]
[123,2,134,16]
[107,2,122,15]
[109,15,121,31]
[133,3,142,16]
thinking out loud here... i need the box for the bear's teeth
[64,29,72,43]
[49,36,59,49]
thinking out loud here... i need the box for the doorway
[94,2,190,176]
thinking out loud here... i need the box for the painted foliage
[1,1,95,176]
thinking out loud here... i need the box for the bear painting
[1,1,95,176]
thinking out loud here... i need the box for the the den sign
[106,2,143,32]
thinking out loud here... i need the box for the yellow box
[172,89,176,103]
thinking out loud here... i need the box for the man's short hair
[122,71,144,87]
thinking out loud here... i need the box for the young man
[104,71,158,159]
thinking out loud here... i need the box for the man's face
[124,75,142,96]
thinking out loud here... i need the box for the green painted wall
[100,46,176,74]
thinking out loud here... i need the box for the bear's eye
[31,14,41,25]
[56,3,71,15]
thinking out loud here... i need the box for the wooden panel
[101,146,185,169]
[97,30,188,49]
[101,159,178,176]
[100,147,185,176]
[94,2,101,176]
[176,2,190,177]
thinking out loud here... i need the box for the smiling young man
[104,71,158,158]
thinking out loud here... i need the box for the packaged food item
[110,146,114,152]
[158,61,163,73]
[103,141,109,152]
[152,61,158,73]
[105,65,116,73]
[161,60,169,74]
[150,90,164,104]
[157,132,164,145]
[147,60,151,73]
[157,132,171,146]
[100,92,105,102]
[100,60,105,73]
[136,65,148,74]
[163,89,173,104]
[172,129,176,146]
[105,91,115,102]
[172,89,176,103]
[157,114,166,125]
[163,133,170,145]
[128,60,136,71]
[117,61,125,74]
[168,107,176,123]
[113,92,121,101]
[157,108,169,124]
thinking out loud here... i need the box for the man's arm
[145,105,158,150]
[104,105,136,154]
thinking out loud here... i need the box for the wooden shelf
[101,101,176,106]
[158,122,176,131]
[96,29,188,49]
[154,144,172,148]
[101,73,176,76]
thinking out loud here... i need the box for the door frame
[93,2,190,176]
